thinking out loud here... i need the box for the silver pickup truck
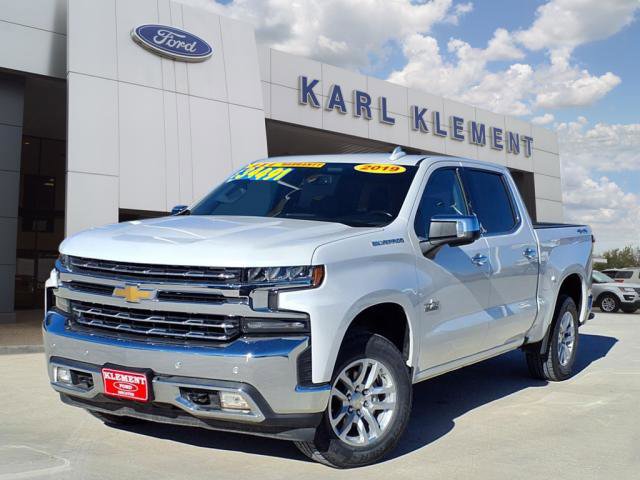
[44,152,593,468]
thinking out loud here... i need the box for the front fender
[279,233,420,384]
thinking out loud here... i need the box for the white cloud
[557,119,640,171]
[387,29,531,114]
[533,50,621,109]
[178,0,470,70]
[559,118,640,250]
[531,113,555,125]
[388,0,637,113]
[516,0,639,52]
[561,162,640,251]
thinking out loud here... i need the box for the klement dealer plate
[102,367,150,402]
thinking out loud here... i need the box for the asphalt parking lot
[1,312,638,480]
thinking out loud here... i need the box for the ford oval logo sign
[131,24,213,62]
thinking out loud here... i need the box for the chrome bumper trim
[44,311,329,415]
[49,357,266,422]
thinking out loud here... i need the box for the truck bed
[533,222,588,230]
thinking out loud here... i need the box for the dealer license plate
[102,367,150,402]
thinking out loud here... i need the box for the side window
[463,169,517,235]
[414,168,468,239]
[618,271,633,279]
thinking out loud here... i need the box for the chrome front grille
[68,256,243,285]
[70,301,240,342]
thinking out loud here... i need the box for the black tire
[598,293,620,313]
[620,306,638,314]
[294,334,412,468]
[525,295,579,381]
[87,410,144,426]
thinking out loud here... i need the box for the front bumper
[621,297,640,306]
[44,310,329,440]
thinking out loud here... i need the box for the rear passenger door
[460,167,539,348]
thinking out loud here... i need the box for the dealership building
[0,0,562,318]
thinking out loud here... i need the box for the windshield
[593,270,614,283]
[189,161,418,227]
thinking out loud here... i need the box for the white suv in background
[602,268,640,284]
[592,270,640,313]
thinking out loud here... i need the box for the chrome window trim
[459,166,523,238]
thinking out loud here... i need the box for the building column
[0,75,24,322]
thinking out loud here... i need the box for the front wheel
[598,293,620,313]
[525,295,579,381]
[295,334,412,468]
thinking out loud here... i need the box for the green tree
[598,246,640,270]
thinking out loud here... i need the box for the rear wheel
[525,295,579,381]
[598,293,620,313]
[87,410,144,426]
[294,334,411,468]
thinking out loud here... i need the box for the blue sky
[196,0,639,250]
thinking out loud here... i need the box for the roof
[261,152,510,171]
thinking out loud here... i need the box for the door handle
[471,253,488,266]
[523,247,537,260]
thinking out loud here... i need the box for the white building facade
[0,0,562,317]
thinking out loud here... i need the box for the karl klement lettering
[298,75,534,157]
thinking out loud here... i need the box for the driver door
[413,166,493,371]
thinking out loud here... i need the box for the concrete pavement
[0,312,638,479]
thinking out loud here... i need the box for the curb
[0,345,45,355]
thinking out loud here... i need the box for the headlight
[245,265,324,287]
[620,287,636,293]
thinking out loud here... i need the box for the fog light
[55,367,72,384]
[55,296,70,313]
[219,391,250,411]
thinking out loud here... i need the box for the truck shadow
[112,333,616,463]
[388,332,617,460]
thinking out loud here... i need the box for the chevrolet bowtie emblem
[113,285,155,303]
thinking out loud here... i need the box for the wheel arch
[539,272,585,353]
[331,296,418,381]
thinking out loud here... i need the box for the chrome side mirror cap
[422,214,481,254]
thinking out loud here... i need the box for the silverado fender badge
[372,238,405,247]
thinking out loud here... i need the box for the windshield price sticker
[230,165,293,182]
[354,164,407,174]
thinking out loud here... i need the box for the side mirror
[421,214,481,254]
[171,205,189,215]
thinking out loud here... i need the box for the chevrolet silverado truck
[44,151,593,468]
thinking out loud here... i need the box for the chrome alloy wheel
[557,311,576,366]
[329,358,397,447]
[600,296,616,312]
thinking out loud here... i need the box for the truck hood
[60,215,379,267]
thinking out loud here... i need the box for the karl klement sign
[298,75,533,157]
